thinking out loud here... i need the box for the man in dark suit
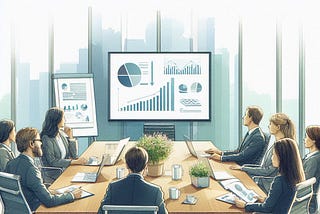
[5,127,83,211]
[97,146,168,214]
[206,105,266,165]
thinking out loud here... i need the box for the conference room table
[36,140,266,214]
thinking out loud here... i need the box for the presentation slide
[108,52,211,120]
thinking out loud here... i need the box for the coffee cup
[169,187,180,200]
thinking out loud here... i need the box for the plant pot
[147,162,164,177]
[190,175,210,188]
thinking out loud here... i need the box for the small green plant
[136,133,173,165]
[189,161,210,177]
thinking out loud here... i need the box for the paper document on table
[216,192,237,205]
[227,181,258,203]
[219,178,240,189]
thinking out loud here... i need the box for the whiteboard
[53,73,98,137]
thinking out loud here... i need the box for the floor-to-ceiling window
[0,0,11,119]
[12,1,49,130]
[2,1,320,154]
[281,15,300,142]
[242,9,277,135]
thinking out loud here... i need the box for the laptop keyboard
[83,173,96,180]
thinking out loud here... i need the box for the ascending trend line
[150,61,154,86]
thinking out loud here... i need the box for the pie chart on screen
[117,63,141,87]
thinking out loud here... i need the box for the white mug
[169,187,180,200]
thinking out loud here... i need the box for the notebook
[183,135,211,158]
[71,154,108,183]
[86,137,130,166]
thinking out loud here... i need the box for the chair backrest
[289,177,316,214]
[102,205,158,214]
[0,172,32,214]
[34,157,63,187]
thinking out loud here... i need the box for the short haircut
[274,138,305,187]
[16,127,38,153]
[125,147,148,173]
[0,119,15,143]
[306,125,320,150]
[247,106,263,125]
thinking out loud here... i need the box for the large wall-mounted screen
[108,52,211,121]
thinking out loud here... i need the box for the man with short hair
[97,146,168,214]
[5,127,83,211]
[206,105,267,165]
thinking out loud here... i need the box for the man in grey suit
[5,127,83,211]
[97,146,168,214]
[207,105,267,166]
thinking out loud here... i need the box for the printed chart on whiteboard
[54,74,98,137]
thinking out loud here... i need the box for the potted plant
[136,133,173,177]
[189,161,210,188]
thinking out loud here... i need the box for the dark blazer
[97,173,168,214]
[245,175,295,214]
[5,154,74,211]
[242,136,278,193]
[41,131,77,169]
[222,128,267,165]
[0,143,15,171]
[303,151,320,213]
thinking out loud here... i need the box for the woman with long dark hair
[303,125,320,213]
[0,119,16,171]
[40,107,87,179]
[235,138,305,213]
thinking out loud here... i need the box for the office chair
[102,205,158,214]
[34,157,63,187]
[288,177,316,214]
[0,172,32,214]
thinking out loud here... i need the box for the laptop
[86,137,130,166]
[183,135,211,158]
[104,137,130,166]
[201,157,235,180]
[71,153,108,183]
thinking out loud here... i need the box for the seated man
[206,105,267,165]
[5,127,83,211]
[97,146,168,214]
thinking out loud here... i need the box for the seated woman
[40,107,87,180]
[231,113,296,193]
[0,119,16,171]
[303,125,320,213]
[235,138,305,213]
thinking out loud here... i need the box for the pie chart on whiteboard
[117,62,142,87]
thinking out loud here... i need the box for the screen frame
[108,52,211,121]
